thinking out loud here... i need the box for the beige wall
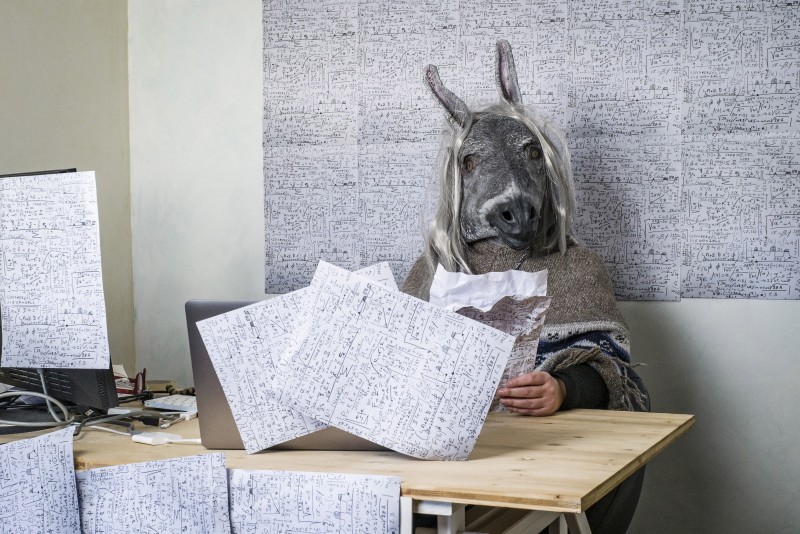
[0,0,134,372]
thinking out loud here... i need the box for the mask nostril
[529,206,536,220]
[501,210,514,222]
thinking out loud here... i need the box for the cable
[82,424,131,436]
[0,391,74,428]
[36,368,64,423]
[117,390,154,404]
[70,410,177,438]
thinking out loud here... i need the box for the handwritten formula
[0,171,111,367]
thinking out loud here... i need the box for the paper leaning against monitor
[0,171,110,369]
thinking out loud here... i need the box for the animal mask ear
[424,65,470,128]
[496,39,523,105]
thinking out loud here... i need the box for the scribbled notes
[457,296,552,413]
[0,171,110,368]
[196,262,398,453]
[274,262,514,460]
[0,427,80,534]
[75,453,230,534]
[228,470,400,534]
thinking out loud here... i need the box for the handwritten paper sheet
[0,171,110,368]
[75,453,230,533]
[196,263,397,453]
[272,261,514,460]
[427,265,551,412]
[264,1,800,300]
[457,296,552,413]
[0,427,79,533]
[228,469,400,534]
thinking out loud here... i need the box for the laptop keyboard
[144,394,197,412]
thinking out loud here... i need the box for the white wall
[128,1,264,387]
[623,299,800,533]
[127,2,800,532]
[0,0,134,372]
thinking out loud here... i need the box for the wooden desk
[2,409,693,533]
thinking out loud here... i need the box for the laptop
[185,299,387,451]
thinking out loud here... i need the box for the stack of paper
[198,260,549,460]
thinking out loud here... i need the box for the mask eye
[463,155,477,173]
[528,145,542,160]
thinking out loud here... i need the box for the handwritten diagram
[0,171,110,368]
[457,295,551,412]
[264,1,800,300]
[200,260,518,457]
[76,453,230,533]
[197,262,397,453]
[228,469,400,534]
[0,427,79,534]
[273,262,513,460]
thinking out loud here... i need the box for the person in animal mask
[402,40,648,533]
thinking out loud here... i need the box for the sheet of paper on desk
[0,171,110,369]
[196,262,397,453]
[196,289,325,453]
[0,427,80,533]
[274,261,515,460]
[75,453,230,533]
[228,469,400,534]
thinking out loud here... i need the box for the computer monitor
[0,168,77,178]
[0,304,118,411]
[0,168,118,411]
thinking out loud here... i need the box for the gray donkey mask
[424,40,572,256]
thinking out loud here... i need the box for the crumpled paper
[429,264,552,413]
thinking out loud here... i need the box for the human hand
[496,371,566,416]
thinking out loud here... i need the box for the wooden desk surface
[2,409,693,514]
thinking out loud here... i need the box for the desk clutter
[196,260,549,460]
[1,427,401,533]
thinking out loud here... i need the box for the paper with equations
[0,427,80,533]
[0,171,110,368]
[228,469,400,534]
[75,453,230,533]
[199,261,514,459]
[196,262,397,453]
[275,261,514,460]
